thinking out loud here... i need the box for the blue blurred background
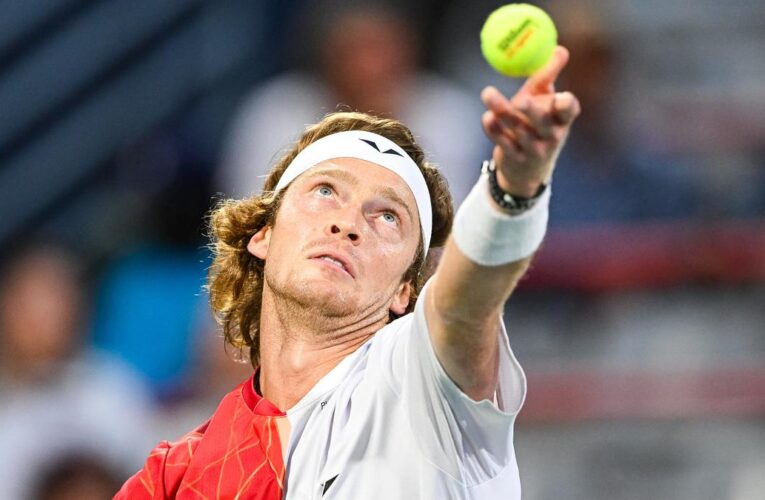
[0,0,763,498]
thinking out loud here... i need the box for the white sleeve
[383,278,526,486]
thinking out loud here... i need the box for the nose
[330,223,359,243]
[327,209,361,244]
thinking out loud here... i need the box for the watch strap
[482,159,547,214]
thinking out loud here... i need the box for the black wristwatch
[482,159,547,214]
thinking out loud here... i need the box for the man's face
[248,158,421,320]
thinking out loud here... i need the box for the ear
[389,281,412,316]
[247,225,272,260]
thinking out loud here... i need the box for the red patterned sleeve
[115,440,172,500]
[115,427,206,499]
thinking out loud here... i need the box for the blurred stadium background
[0,0,764,498]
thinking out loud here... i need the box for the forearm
[434,162,548,306]
[432,237,531,329]
[424,171,546,400]
[425,243,531,400]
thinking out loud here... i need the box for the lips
[309,252,355,278]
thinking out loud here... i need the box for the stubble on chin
[265,266,358,320]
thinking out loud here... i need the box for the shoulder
[115,423,208,499]
[366,313,416,362]
[116,380,251,499]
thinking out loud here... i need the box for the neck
[257,284,388,411]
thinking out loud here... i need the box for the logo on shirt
[322,474,339,495]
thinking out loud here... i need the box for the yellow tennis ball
[480,3,558,77]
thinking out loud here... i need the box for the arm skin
[425,46,581,402]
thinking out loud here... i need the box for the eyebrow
[304,167,359,187]
[304,167,415,222]
[375,185,414,222]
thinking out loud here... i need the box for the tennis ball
[480,3,558,77]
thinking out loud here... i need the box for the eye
[316,185,333,197]
[381,212,398,225]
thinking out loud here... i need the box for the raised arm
[425,46,580,401]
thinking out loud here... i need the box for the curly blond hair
[208,111,454,367]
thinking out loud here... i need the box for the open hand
[480,46,581,198]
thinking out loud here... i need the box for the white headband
[274,130,433,254]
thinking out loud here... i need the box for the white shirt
[281,280,526,499]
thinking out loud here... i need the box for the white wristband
[452,174,550,266]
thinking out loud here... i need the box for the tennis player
[116,46,579,499]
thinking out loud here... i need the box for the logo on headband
[359,138,404,158]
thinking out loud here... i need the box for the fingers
[517,97,555,139]
[482,111,525,164]
[481,85,580,160]
[482,110,520,154]
[483,88,553,141]
[516,91,580,138]
[551,91,581,125]
[482,86,534,136]
[522,45,570,95]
